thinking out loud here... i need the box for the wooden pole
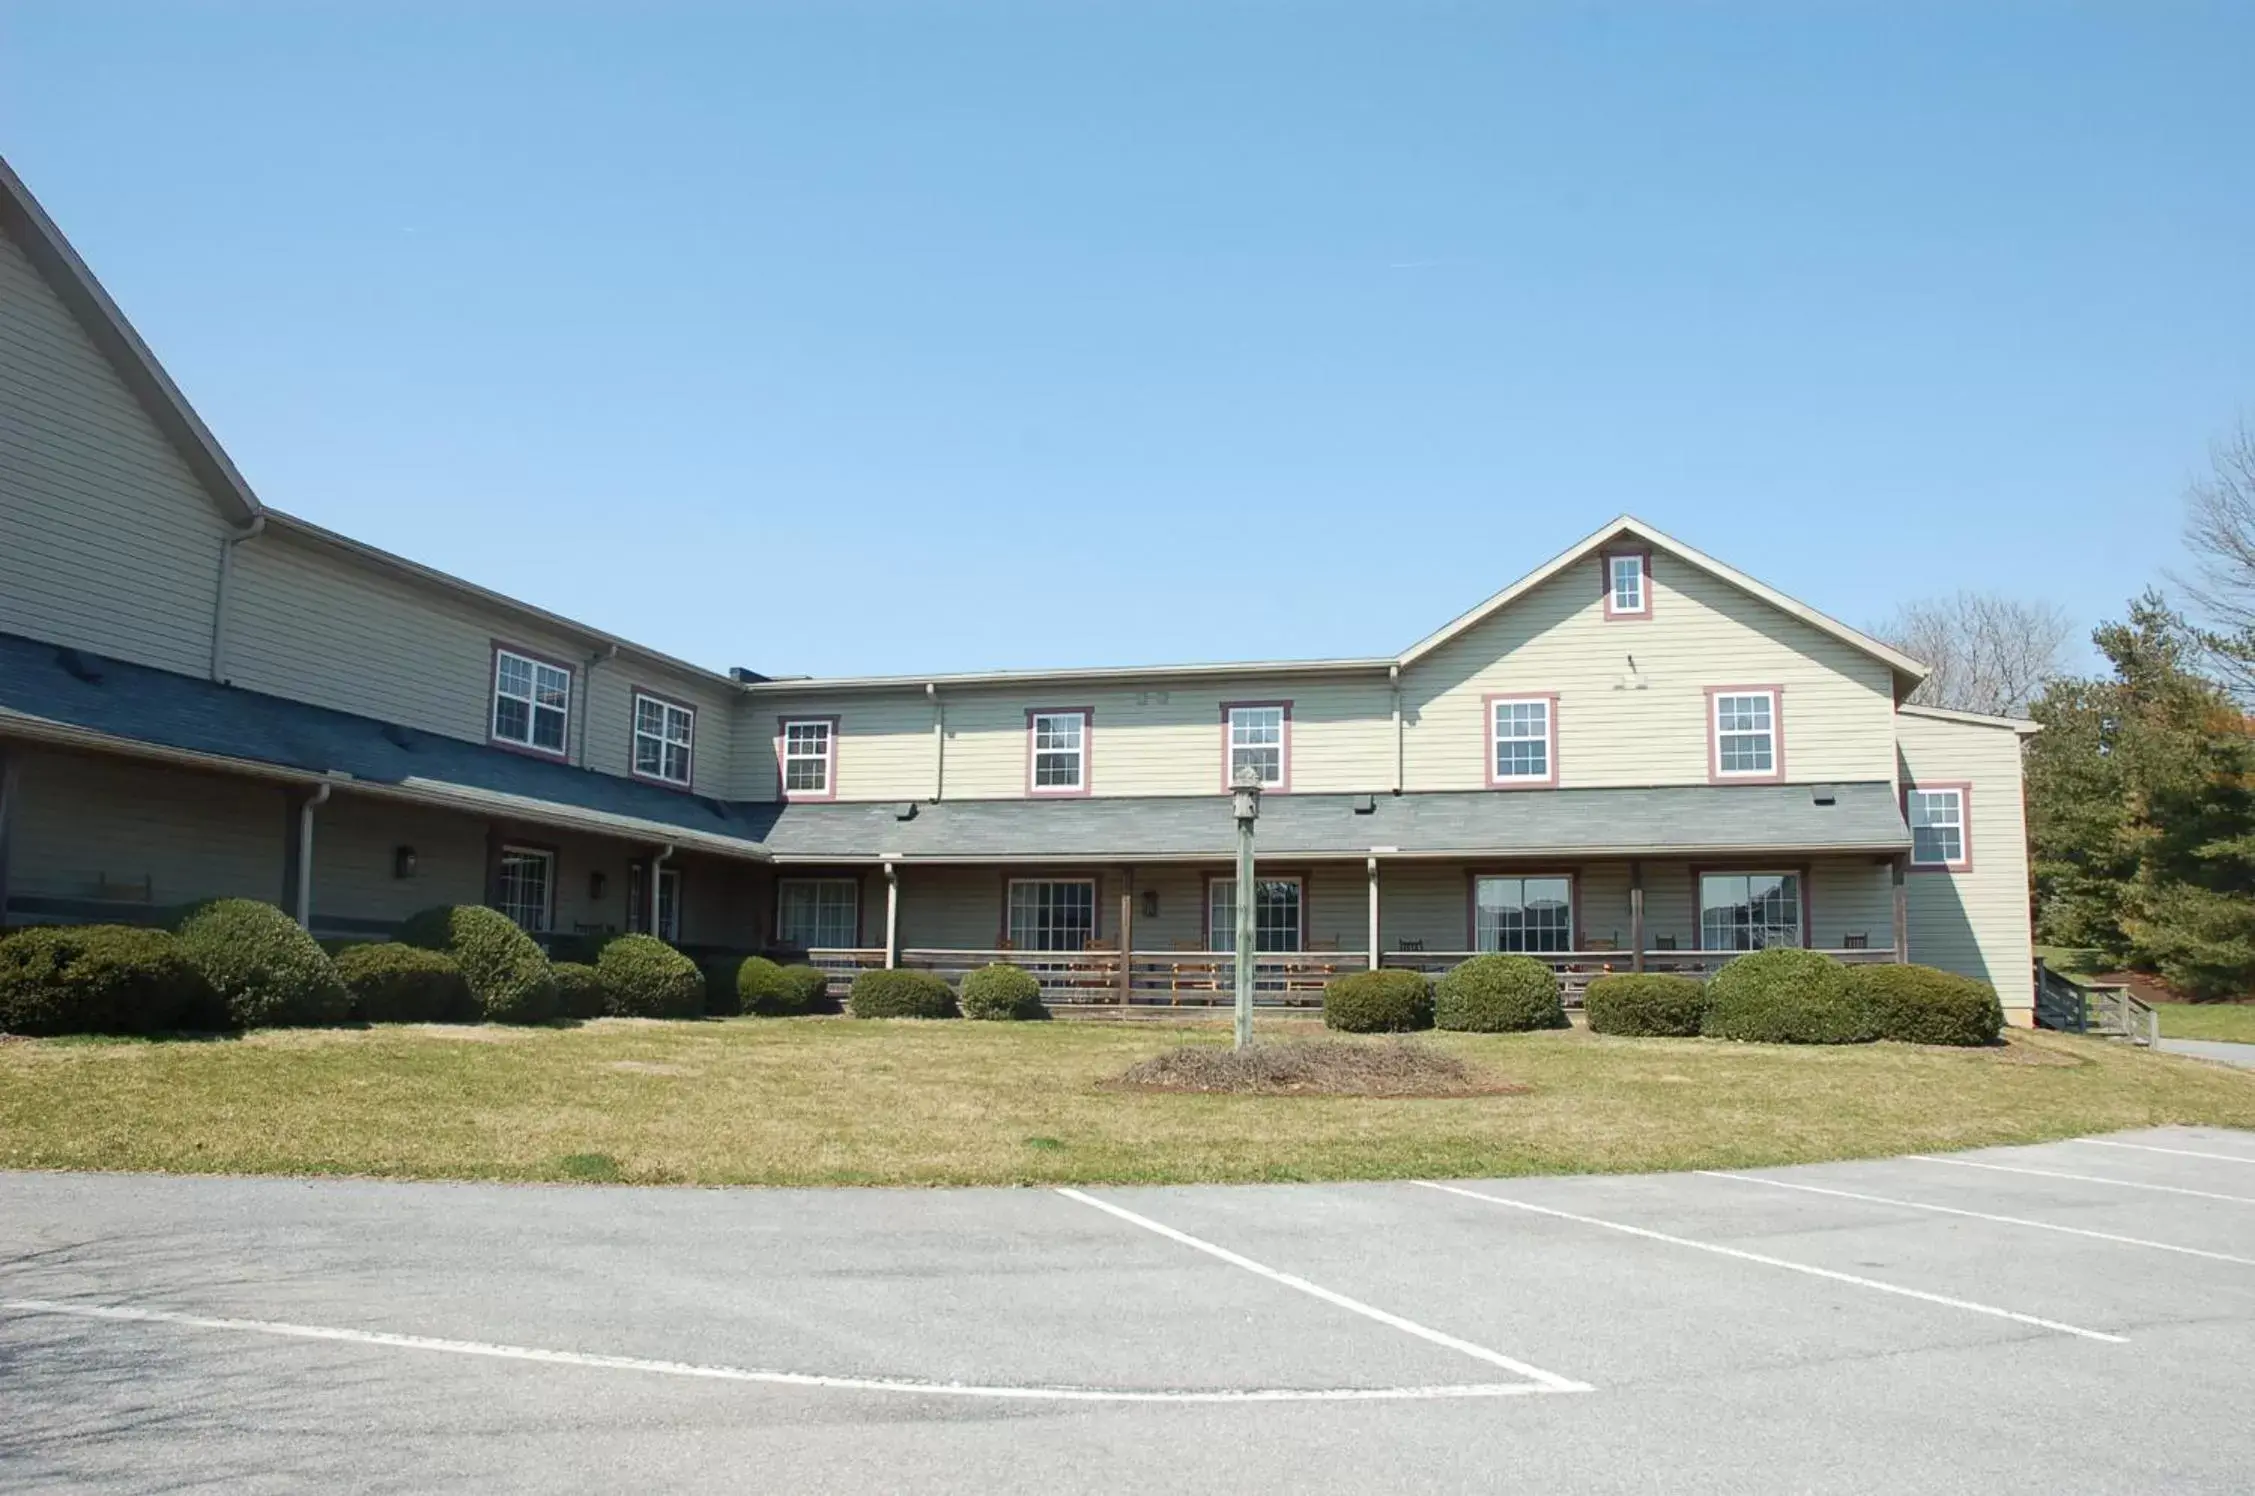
[1366,857,1381,970]
[1891,854,1909,962]
[1629,860,1645,974]
[1234,813,1256,1049]
[883,863,900,969]
[1118,869,1134,1006]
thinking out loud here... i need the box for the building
[0,158,2039,1017]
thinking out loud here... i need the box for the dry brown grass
[1,1015,2251,1187]
[1111,1039,1523,1097]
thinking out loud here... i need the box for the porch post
[883,862,899,969]
[1891,853,1909,962]
[1366,856,1380,970]
[289,783,331,929]
[1117,868,1134,1005]
[1629,860,1645,973]
[0,744,17,929]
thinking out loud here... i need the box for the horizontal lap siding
[0,228,228,677]
[10,750,286,907]
[1897,713,2035,1012]
[312,795,487,927]
[743,691,933,803]
[1809,857,1893,949]
[1403,556,1897,790]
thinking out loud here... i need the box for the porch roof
[754,781,1912,863]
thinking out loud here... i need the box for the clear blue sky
[5,3,2250,679]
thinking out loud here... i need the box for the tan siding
[742,691,935,803]
[1402,554,1897,791]
[1809,857,1894,949]
[0,227,229,676]
[311,795,487,928]
[1896,713,2035,1013]
[10,750,286,907]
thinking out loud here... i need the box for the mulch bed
[1108,1039,1529,1098]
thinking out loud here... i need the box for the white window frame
[494,845,555,933]
[632,692,695,787]
[1472,874,1576,954]
[1487,694,1556,787]
[1224,703,1288,790]
[779,718,836,800]
[1606,553,1646,617]
[1005,878,1098,952]
[1027,709,1090,795]
[1710,689,1781,780]
[1907,786,1970,871]
[1698,871,1804,951]
[1206,875,1305,954]
[776,877,859,949]
[629,862,684,944]
[491,648,572,758]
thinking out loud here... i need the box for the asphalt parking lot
[8,1127,2255,1494]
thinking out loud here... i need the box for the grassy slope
[4,1017,2251,1187]
[2038,945,2255,1042]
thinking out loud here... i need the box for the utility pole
[1231,767,1262,1050]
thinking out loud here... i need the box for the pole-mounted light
[1231,765,1263,1050]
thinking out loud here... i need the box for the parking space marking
[1910,1155,2255,1205]
[1055,1188,1591,1393]
[1416,1182,2127,1344]
[2072,1138,2255,1166]
[0,1298,1565,1404]
[1696,1171,2255,1266]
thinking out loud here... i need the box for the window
[1699,872,1803,950]
[495,846,554,933]
[776,878,858,949]
[628,862,683,943]
[1488,696,1556,786]
[1007,879,1097,951]
[779,718,835,799]
[1908,786,1969,870]
[1473,875,1574,953]
[1208,877,1303,953]
[1225,703,1288,789]
[633,693,694,787]
[1711,689,1780,779]
[1604,551,1648,618]
[1027,709,1089,794]
[492,649,571,756]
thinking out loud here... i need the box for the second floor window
[1908,786,1968,869]
[1029,709,1089,794]
[633,694,694,786]
[493,649,570,756]
[1489,696,1555,785]
[780,718,835,798]
[1711,690,1779,779]
[1605,552,1647,617]
[1226,703,1287,788]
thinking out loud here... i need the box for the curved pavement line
[0,1298,1573,1404]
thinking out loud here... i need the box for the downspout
[1389,663,1403,795]
[210,514,266,684]
[293,782,332,928]
[927,682,944,801]
[579,643,618,769]
[883,861,900,969]
[649,842,675,939]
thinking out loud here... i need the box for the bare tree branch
[2174,418,2255,695]
[1872,591,2071,716]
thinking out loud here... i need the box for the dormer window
[1601,548,1651,619]
[491,646,572,758]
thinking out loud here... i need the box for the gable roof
[0,155,264,529]
[1397,515,1930,691]
[1897,702,2042,737]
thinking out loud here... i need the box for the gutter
[209,514,267,683]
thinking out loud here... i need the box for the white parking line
[1909,1155,2255,1205]
[2073,1138,2255,1166]
[1697,1170,2255,1266]
[1055,1188,1591,1393]
[0,1298,1561,1404]
[1416,1181,2126,1344]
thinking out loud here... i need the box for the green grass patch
[2155,1005,2255,1043]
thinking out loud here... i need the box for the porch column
[287,783,332,929]
[0,745,17,929]
[1118,869,1135,1004]
[1366,857,1381,969]
[883,862,899,969]
[1891,853,1909,962]
[1629,860,1645,974]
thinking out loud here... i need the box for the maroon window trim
[997,872,1104,948]
[774,873,864,948]
[1025,707,1094,797]
[1689,862,1813,951]
[1599,545,1654,621]
[1200,870,1307,951]
[1483,692,1560,790]
[1705,684,1787,784]
[1463,868,1582,952]
[1218,699,1293,793]
[1903,781,1974,873]
[775,715,840,803]
[487,641,578,763]
[627,685,698,791]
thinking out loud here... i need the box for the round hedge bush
[550,961,611,1021]
[960,963,1047,1021]
[778,964,829,1012]
[171,898,351,1029]
[596,934,705,1019]
[1584,973,1708,1037]
[335,942,472,1024]
[848,968,957,1019]
[699,956,747,1017]
[734,956,789,1014]
[1702,948,1876,1044]
[0,924,218,1035]
[1322,969,1434,1033]
[1434,954,1567,1032]
[1852,963,2004,1046]
[398,905,557,1024]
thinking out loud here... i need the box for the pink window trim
[775,714,840,802]
[1705,685,1787,784]
[627,684,697,791]
[1903,781,1974,874]
[487,639,577,763]
[1025,707,1094,797]
[1463,868,1583,952]
[1599,545,1654,621]
[1483,692,1560,790]
[1218,699,1293,793]
[997,873,1104,948]
[1200,870,1307,951]
[1690,863,1813,951]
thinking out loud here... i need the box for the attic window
[1601,548,1651,620]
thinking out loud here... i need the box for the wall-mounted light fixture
[392,845,418,880]
[1141,889,1159,920]
[589,870,608,901]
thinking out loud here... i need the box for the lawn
[4,1016,2252,1187]
[2155,1005,2255,1043]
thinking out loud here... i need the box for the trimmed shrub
[399,905,557,1025]
[1322,969,1434,1033]
[848,968,957,1019]
[335,942,472,1024]
[1853,963,2005,1047]
[779,964,830,1012]
[1703,948,1876,1044]
[1584,973,1708,1038]
[0,924,218,1035]
[596,934,705,1019]
[734,955,790,1014]
[1433,955,1567,1033]
[551,961,611,1021]
[699,956,747,1017]
[960,963,1047,1021]
[171,898,351,1029]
